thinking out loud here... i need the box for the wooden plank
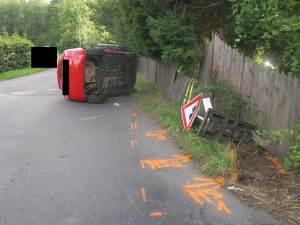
[236,54,245,94]
[275,71,287,131]
[211,35,222,83]
[218,41,226,80]
[231,50,240,90]
[224,43,232,81]
[282,75,294,129]
[269,72,281,131]
[198,43,213,85]
[240,57,252,122]
[264,70,276,131]
[252,134,283,158]
[280,75,294,154]
[250,63,259,120]
[239,57,249,122]
[288,77,300,129]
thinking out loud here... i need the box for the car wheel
[86,95,105,103]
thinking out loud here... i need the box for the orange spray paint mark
[209,61,222,83]
[132,113,137,117]
[229,151,238,181]
[217,200,232,214]
[131,139,138,148]
[265,156,285,174]
[185,177,231,214]
[214,177,225,185]
[131,123,138,130]
[141,155,190,170]
[150,212,163,216]
[141,188,146,202]
[146,129,169,140]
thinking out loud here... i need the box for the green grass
[132,74,235,179]
[0,67,49,81]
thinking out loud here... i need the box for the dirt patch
[225,144,300,225]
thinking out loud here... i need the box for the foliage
[57,0,107,52]
[0,27,33,73]
[257,119,300,173]
[226,0,300,78]
[147,11,201,76]
[92,0,232,76]
[193,79,247,119]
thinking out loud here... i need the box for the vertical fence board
[256,69,267,130]
[288,77,300,129]
[250,63,259,118]
[275,72,287,132]
[264,70,276,131]
[198,41,213,84]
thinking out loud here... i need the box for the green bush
[193,79,247,119]
[257,119,300,173]
[0,27,33,73]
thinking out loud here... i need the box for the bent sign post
[181,94,202,131]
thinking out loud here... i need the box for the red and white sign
[181,94,202,131]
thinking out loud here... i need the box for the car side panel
[63,49,87,102]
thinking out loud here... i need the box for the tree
[57,0,108,52]
[92,0,232,76]
[226,0,300,77]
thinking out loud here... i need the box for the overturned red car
[57,45,137,103]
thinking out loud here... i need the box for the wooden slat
[275,71,287,131]
[282,75,294,129]
[269,72,281,131]
[256,68,268,130]
[250,63,259,119]
[288,77,300,129]
[252,134,283,158]
[264,70,276,131]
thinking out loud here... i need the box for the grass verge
[0,67,49,81]
[131,74,235,179]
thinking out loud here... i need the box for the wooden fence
[137,34,300,157]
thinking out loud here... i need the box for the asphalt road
[0,69,280,225]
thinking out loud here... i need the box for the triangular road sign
[181,94,202,131]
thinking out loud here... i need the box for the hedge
[0,32,33,73]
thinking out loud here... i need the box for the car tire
[86,95,105,103]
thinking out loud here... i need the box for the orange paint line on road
[150,212,163,216]
[184,177,232,214]
[217,200,232,214]
[135,139,138,146]
[131,140,135,148]
[140,155,189,170]
[214,177,225,185]
[141,188,146,202]
[131,123,138,130]
[146,129,169,140]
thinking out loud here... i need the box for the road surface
[0,69,280,225]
